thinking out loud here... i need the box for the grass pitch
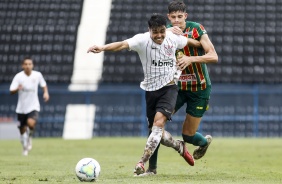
[0,137,282,184]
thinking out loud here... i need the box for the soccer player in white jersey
[87,14,201,175]
[10,57,49,156]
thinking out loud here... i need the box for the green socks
[182,132,207,147]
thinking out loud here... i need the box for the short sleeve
[197,24,207,35]
[125,33,145,52]
[9,74,19,91]
[191,23,207,40]
[175,35,188,49]
[38,72,47,87]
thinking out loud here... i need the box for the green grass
[0,137,282,184]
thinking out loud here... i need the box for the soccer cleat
[135,168,157,177]
[22,149,28,156]
[133,162,145,175]
[27,137,32,151]
[193,135,212,160]
[178,140,194,166]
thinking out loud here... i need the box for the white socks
[140,126,163,164]
[20,131,28,150]
[161,130,180,151]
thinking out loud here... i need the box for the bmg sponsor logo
[152,59,173,67]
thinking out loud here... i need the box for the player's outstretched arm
[87,41,129,53]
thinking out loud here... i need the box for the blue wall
[0,84,282,137]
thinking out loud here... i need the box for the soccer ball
[75,158,101,182]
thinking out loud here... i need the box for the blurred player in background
[10,57,49,156]
[142,0,218,176]
[87,14,202,175]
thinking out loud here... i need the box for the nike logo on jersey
[184,31,193,35]
[164,109,172,113]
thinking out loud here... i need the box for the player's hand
[167,26,183,35]
[18,84,23,91]
[177,55,193,70]
[87,45,103,53]
[43,92,49,102]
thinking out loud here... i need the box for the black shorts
[17,111,39,128]
[146,84,178,128]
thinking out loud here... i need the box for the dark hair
[22,57,33,64]
[168,0,186,13]
[148,13,167,29]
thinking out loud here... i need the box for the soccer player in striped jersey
[142,0,218,176]
[87,13,202,175]
[10,57,49,156]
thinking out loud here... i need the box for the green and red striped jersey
[168,21,211,92]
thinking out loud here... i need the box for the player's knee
[27,118,36,128]
[153,120,165,127]
[153,112,167,127]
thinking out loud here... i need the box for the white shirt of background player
[10,71,47,114]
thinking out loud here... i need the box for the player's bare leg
[182,114,212,160]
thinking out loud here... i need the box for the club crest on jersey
[164,44,173,56]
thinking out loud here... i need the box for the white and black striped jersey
[126,31,187,91]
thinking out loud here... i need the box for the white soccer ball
[75,158,101,182]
